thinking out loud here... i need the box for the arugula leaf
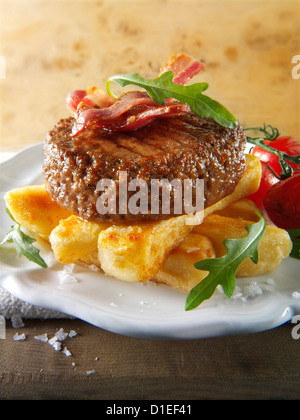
[106,71,238,129]
[0,208,47,268]
[185,211,266,311]
[287,229,300,260]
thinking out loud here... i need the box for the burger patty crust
[43,114,247,223]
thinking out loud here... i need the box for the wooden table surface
[1,318,300,400]
[1,0,300,401]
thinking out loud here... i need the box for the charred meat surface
[43,114,247,223]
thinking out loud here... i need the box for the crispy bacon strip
[72,101,190,135]
[69,54,204,135]
[66,87,115,114]
[158,53,204,85]
[77,91,156,121]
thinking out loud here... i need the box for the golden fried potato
[237,225,292,277]
[4,185,71,240]
[97,215,195,282]
[153,203,292,292]
[212,198,260,222]
[193,214,292,277]
[153,233,215,292]
[203,154,261,218]
[49,215,110,264]
[80,252,102,269]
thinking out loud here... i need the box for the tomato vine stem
[244,125,300,179]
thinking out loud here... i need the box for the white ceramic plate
[0,143,300,339]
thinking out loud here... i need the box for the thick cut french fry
[212,198,260,222]
[153,204,292,292]
[4,185,71,240]
[49,215,109,264]
[153,233,215,292]
[97,215,195,282]
[203,154,261,218]
[193,214,292,277]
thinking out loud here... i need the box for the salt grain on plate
[231,286,243,300]
[87,264,99,272]
[267,278,275,286]
[244,282,263,298]
[59,264,78,285]
[292,291,300,299]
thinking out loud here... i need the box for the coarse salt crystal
[55,328,68,341]
[13,332,26,341]
[53,341,62,351]
[64,263,75,273]
[139,300,151,308]
[59,264,78,284]
[62,346,72,357]
[59,273,78,284]
[69,330,77,338]
[244,282,263,298]
[231,286,243,300]
[11,315,24,329]
[34,333,48,342]
[48,336,58,345]
[88,264,99,272]
[292,291,300,299]
[86,369,95,376]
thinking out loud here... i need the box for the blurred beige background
[0,0,299,153]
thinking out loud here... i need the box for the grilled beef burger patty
[43,113,247,223]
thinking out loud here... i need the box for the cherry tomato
[251,136,300,177]
[247,136,300,209]
[268,136,300,156]
[263,173,300,229]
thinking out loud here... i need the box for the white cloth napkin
[0,287,73,319]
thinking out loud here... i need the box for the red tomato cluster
[246,136,300,229]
